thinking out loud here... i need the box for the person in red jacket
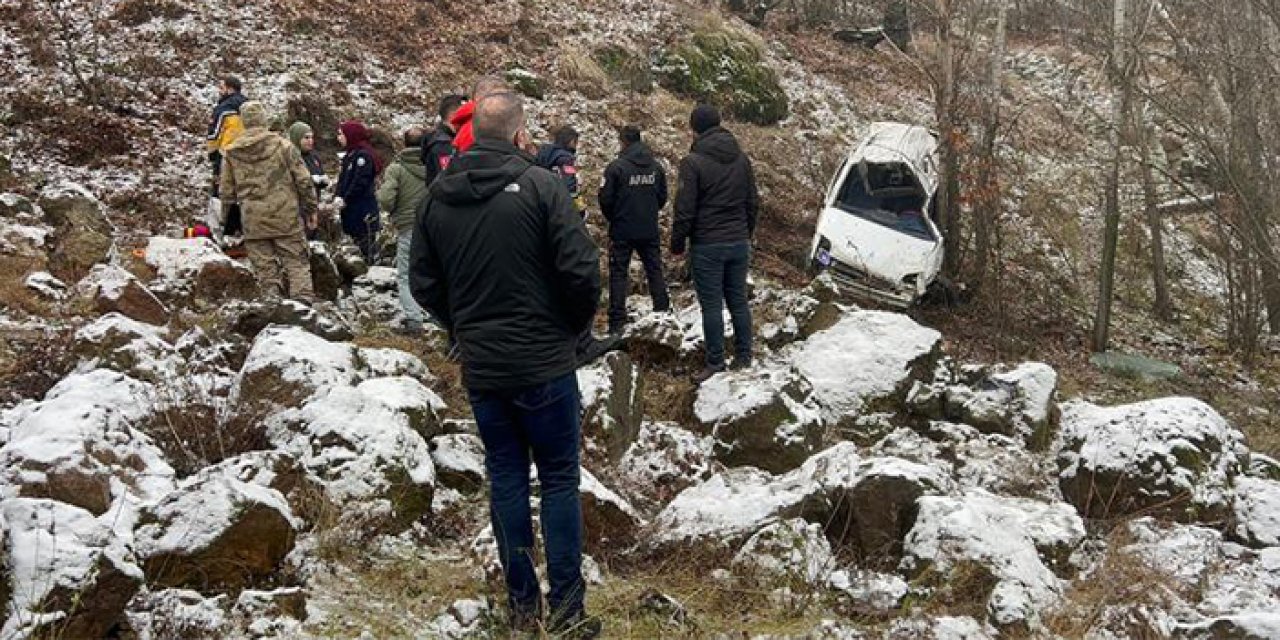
[450,75,510,154]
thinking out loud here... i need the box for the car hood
[818,207,938,285]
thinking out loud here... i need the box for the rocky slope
[3,0,1280,638]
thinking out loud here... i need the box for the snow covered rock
[1231,477,1280,548]
[332,245,369,283]
[732,518,835,586]
[134,468,298,591]
[307,241,342,301]
[38,182,113,281]
[1247,453,1280,481]
[694,363,825,473]
[360,346,435,382]
[0,369,173,516]
[427,598,491,639]
[123,589,231,640]
[580,467,644,555]
[900,490,1086,630]
[0,192,34,219]
[78,263,170,325]
[430,433,486,491]
[232,325,360,413]
[874,424,1056,499]
[828,568,909,611]
[1057,397,1246,522]
[198,451,327,529]
[882,616,996,639]
[622,310,686,362]
[940,362,1060,448]
[143,237,257,303]
[1174,614,1280,639]
[790,311,942,424]
[234,587,308,635]
[266,383,436,533]
[23,271,66,301]
[72,312,180,382]
[578,351,644,464]
[2,498,143,640]
[616,422,716,509]
[357,376,446,441]
[231,299,355,342]
[654,443,951,557]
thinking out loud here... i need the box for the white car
[808,122,943,309]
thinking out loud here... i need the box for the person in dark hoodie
[334,120,383,263]
[207,75,247,240]
[409,92,604,639]
[671,105,760,383]
[449,76,509,155]
[379,127,430,333]
[536,126,586,217]
[598,125,670,334]
[421,94,467,184]
[287,121,327,240]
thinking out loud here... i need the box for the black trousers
[608,238,670,329]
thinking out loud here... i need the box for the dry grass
[559,49,611,99]
[353,329,471,420]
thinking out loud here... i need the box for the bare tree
[1091,0,1131,353]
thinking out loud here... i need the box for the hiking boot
[548,613,602,639]
[693,364,726,384]
[577,334,623,365]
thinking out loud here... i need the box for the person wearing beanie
[378,126,431,334]
[671,104,760,383]
[219,101,319,302]
[334,119,383,263]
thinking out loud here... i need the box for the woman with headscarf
[333,120,383,262]
[288,122,327,239]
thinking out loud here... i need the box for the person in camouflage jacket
[220,101,319,302]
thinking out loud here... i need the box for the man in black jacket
[599,125,670,334]
[421,93,466,184]
[409,92,603,639]
[671,105,760,382]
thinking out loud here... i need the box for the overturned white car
[808,122,943,309]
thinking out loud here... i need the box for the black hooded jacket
[409,139,601,391]
[671,126,760,253]
[599,142,667,242]
[420,123,455,185]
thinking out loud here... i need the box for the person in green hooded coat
[377,126,430,333]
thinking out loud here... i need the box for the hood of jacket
[396,148,427,179]
[430,140,533,205]
[225,128,283,164]
[690,126,742,165]
[287,122,312,151]
[449,102,475,132]
[620,142,656,167]
[535,143,574,168]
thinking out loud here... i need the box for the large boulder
[38,182,113,281]
[1057,397,1246,522]
[72,312,181,382]
[621,310,686,363]
[123,589,231,639]
[616,422,717,510]
[134,468,297,591]
[731,518,835,587]
[580,468,644,556]
[900,490,1086,631]
[694,364,825,473]
[231,299,355,342]
[927,362,1060,448]
[578,351,645,464]
[431,433,486,492]
[656,28,789,125]
[653,443,951,558]
[198,450,328,530]
[231,325,360,414]
[1,498,143,639]
[77,263,170,325]
[357,376,446,441]
[790,311,942,425]
[308,241,342,301]
[873,424,1056,500]
[265,383,436,532]
[1231,477,1280,548]
[144,237,256,303]
[0,370,173,516]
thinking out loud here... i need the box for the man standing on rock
[378,126,430,334]
[672,105,759,383]
[599,125,670,335]
[409,92,603,639]
[208,75,247,241]
[219,101,318,303]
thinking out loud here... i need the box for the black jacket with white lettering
[409,139,601,391]
[598,142,667,242]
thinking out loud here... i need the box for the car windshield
[833,162,936,242]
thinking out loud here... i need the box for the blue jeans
[691,241,753,368]
[395,232,424,326]
[468,373,585,623]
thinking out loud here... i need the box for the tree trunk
[936,0,964,279]
[973,0,1009,291]
[1092,0,1129,353]
[1138,110,1173,321]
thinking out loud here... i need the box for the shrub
[656,28,789,125]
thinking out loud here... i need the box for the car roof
[850,122,940,196]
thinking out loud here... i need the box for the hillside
[2,0,1280,638]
